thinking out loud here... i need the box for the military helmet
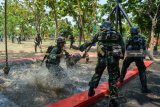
[100,21,112,31]
[57,36,66,44]
[130,26,139,35]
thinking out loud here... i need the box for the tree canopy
[0,0,159,48]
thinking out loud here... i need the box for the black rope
[3,0,10,75]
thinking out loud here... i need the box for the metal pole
[3,0,10,75]
[107,5,116,21]
[118,4,132,27]
[115,4,119,31]
[118,6,123,35]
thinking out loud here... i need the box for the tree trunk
[79,26,82,46]
[154,33,159,51]
[53,0,58,39]
[149,18,157,56]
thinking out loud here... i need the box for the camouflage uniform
[34,34,42,53]
[43,37,67,79]
[65,53,81,68]
[120,26,151,93]
[45,37,65,69]
[80,21,125,99]
[69,35,75,49]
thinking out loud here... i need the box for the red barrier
[0,56,43,63]
[46,61,153,107]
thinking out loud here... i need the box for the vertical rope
[5,0,8,66]
[3,0,10,75]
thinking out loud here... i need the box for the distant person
[0,35,3,42]
[18,35,21,44]
[69,35,75,49]
[34,33,42,53]
[16,35,19,43]
[16,35,21,44]
[11,35,15,43]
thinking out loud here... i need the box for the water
[0,60,109,107]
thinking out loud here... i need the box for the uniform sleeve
[79,33,99,52]
[141,35,147,50]
[83,33,99,47]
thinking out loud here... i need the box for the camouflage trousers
[35,43,42,52]
[70,41,75,49]
[46,62,67,79]
[89,56,120,98]
[120,57,147,89]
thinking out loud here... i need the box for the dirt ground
[0,39,88,60]
[0,39,160,107]
[89,63,160,107]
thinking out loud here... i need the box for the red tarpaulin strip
[46,61,153,107]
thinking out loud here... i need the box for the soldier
[18,35,21,44]
[16,35,19,43]
[79,21,125,106]
[69,35,75,49]
[11,35,15,43]
[41,45,54,67]
[120,26,151,93]
[0,35,2,42]
[34,33,42,53]
[44,36,66,70]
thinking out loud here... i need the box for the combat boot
[88,87,95,97]
[108,99,119,107]
[119,77,124,83]
[141,88,151,93]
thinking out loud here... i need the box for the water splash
[0,61,100,107]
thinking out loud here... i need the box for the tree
[46,0,59,39]
[58,0,99,46]
[125,0,160,55]
[24,0,46,35]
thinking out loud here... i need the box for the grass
[0,39,91,60]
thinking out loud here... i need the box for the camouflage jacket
[47,46,63,65]
[126,34,146,51]
[80,29,125,57]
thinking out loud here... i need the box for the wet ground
[0,58,109,107]
[89,62,160,107]
[0,58,159,107]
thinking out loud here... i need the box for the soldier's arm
[141,35,147,50]
[141,35,148,57]
[41,46,51,63]
[79,33,99,52]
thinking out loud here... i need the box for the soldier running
[34,33,42,53]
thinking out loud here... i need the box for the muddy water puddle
[0,61,108,107]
